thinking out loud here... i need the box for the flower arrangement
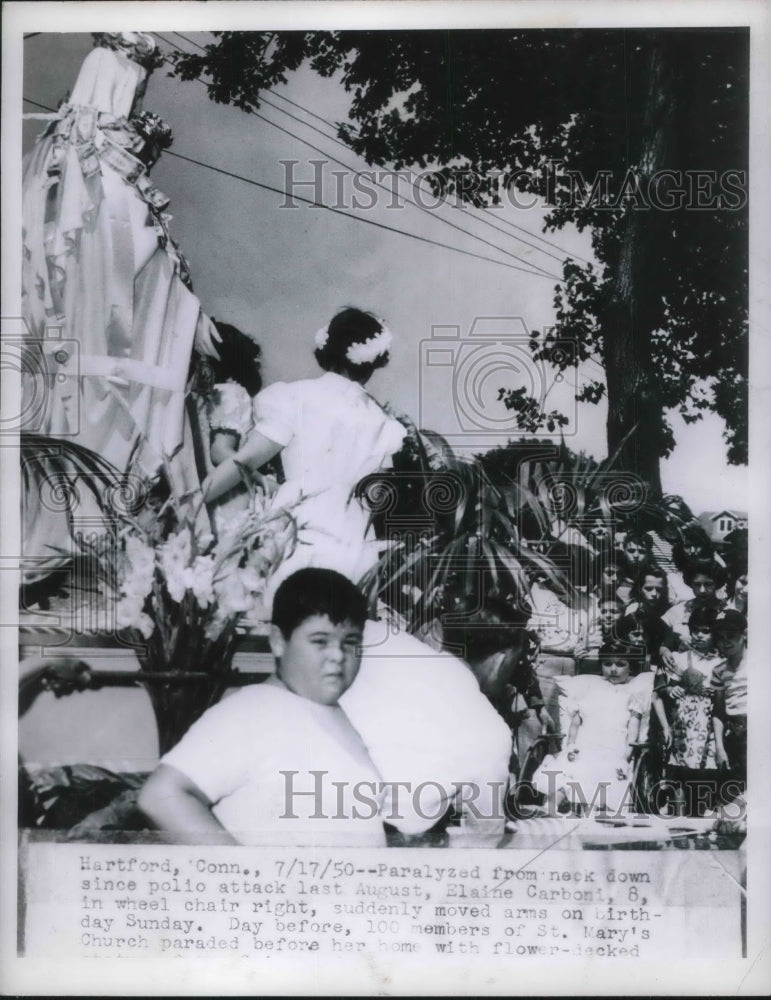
[119,477,292,628]
[60,451,297,752]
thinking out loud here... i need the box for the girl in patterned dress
[651,605,723,815]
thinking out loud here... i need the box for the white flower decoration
[314,319,392,365]
[346,324,393,365]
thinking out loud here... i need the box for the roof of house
[698,510,747,524]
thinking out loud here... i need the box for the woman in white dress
[203,309,512,843]
[203,308,405,589]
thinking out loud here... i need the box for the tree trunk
[602,45,673,499]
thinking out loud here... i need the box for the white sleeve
[252,381,295,446]
[207,382,253,439]
[161,693,255,805]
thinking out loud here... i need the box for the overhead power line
[24,29,593,268]
[152,34,563,280]
[22,95,554,278]
[167,30,593,267]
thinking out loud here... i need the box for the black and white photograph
[2,1,770,994]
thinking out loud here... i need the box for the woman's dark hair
[314,307,390,382]
[272,568,367,639]
[688,605,719,632]
[194,319,263,398]
[441,594,531,663]
[683,558,726,590]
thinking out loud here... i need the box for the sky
[19,29,749,516]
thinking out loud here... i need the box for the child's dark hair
[630,564,669,610]
[614,618,648,673]
[441,594,531,662]
[599,640,643,673]
[688,605,718,632]
[622,530,653,554]
[271,568,367,639]
[314,307,390,382]
[671,524,713,573]
[194,319,263,398]
[683,558,726,589]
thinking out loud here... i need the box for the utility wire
[153,34,562,280]
[164,151,558,277]
[22,95,552,277]
[24,28,592,268]
[169,29,593,267]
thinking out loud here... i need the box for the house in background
[698,510,748,546]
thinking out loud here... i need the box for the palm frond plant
[20,433,131,608]
[357,422,575,636]
[479,436,700,592]
[28,437,297,753]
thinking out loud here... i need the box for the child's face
[602,659,631,684]
[733,574,748,603]
[640,575,665,609]
[714,627,746,660]
[599,601,622,631]
[690,573,717,603]
[689,625,714,653]
[624,541,648,566]
[271,615,363,706]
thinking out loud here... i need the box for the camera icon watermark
[1,319,80,436]
[418,317,576,448]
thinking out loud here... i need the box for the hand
[567,747,580,762]
[254,473,279,499]
[715,747,730,770]
[42,659,92,697]
[194,313,222,360]
[659,647,677,671]
[616,765,628,781]
[669,684,685,701]
[509,707,531,728]
[661,726,672,751]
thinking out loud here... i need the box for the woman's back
[254,372,405,494]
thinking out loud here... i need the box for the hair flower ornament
[314,326,330,350]
[346,324,393,365]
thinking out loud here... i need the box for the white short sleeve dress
[252,371,407,591]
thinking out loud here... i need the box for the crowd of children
[521,522,748,818]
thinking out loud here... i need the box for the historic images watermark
[1,319,81,436]
[279,771,747,824]
[278,159,748,212]
[418,316,578,446]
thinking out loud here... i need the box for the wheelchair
[505,655,669,819]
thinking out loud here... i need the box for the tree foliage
[173,28,749,478]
